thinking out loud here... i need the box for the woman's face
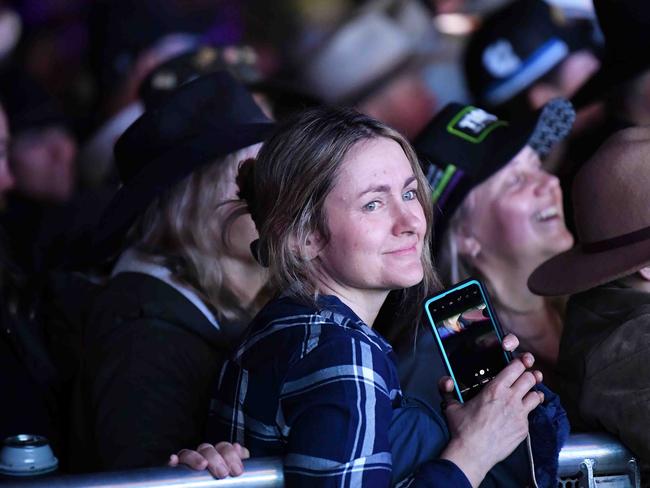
[461,145,573,264]
[218,143,262,263]
[11,126,77,202]
[312,137,426,296]
[0,107,14,196]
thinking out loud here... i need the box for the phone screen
[425,280,510,402]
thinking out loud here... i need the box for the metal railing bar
[0,457,284,488]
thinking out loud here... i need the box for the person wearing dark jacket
[70,70,274,472]
[530,126,650,467]
[0,100,56,445]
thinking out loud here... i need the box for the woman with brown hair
[177,106,545,487]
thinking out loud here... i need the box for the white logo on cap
[457,108,498,135]
[482,39,521,78]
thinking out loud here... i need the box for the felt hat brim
[529,232,650,296]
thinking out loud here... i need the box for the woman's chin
[389,267,424,290]
[550,229,574,253]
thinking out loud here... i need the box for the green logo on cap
[447,106,508,143]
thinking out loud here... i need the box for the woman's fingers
[438,376,458,404]
[519,352,535,369]
[437,376,462,413]
[510,370,539,399]
[215,442,246,477]
[501,334,519,352]
[492,357,527,388]
[233,442,251,459]
[168,443,249,479]
[197,444,230,478]
[176,449,209,470]
[168,453,179,466]
[438,376,455,394]
[522,389,545,412]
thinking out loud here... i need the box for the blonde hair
[130,144,262,326]
[239,106,440,331]
[438,193,477,286]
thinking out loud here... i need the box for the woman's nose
[534,170,560,195]
[392,201,423,235]
[43,129,77,166]
[0,158,15,194]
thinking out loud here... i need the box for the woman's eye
[403,189,416,201]
[508,174,524,186]
[363,201,380,212]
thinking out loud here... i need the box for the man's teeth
[535,207,559,222]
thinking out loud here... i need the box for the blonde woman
[176,107,545,487]
[395,101,575,406]
[71,71,273,472]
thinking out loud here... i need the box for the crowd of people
[2,0,650,486]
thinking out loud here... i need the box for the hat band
[583,225,650,254]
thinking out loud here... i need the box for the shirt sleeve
[279,334,393,487]
[279,334,473,488]
[400,460,472,488]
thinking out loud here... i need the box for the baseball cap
[414,98,575,239]
[464,0,597,107]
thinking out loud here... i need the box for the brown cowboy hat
[529,126,650,296]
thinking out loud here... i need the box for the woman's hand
[168,442,250,478]
[439,334,544,487]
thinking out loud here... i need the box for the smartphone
[424,278,511,403]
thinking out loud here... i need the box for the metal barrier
[0,457,284,488]
[1,433,640,488]
[558,433,640,488]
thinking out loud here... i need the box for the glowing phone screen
[425,280,510,402]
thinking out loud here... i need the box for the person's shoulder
[89,273,225,347]
[96,273,204,314]
[567,282,650,325]
[236,295,383,363]
[240,296,340,349]
[100,271,176,296]
[246,295,382,345]
[254,294,321,323]
[91,272,170,308]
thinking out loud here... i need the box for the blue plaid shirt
[208,294,471,487]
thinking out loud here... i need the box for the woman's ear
[290,230,326,261]
[453,224,481,260]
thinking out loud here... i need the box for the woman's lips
[533,206,561,222]
[385,244,418,256]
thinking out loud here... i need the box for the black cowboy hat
[90,69,274,261]
[572,0,650,108]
